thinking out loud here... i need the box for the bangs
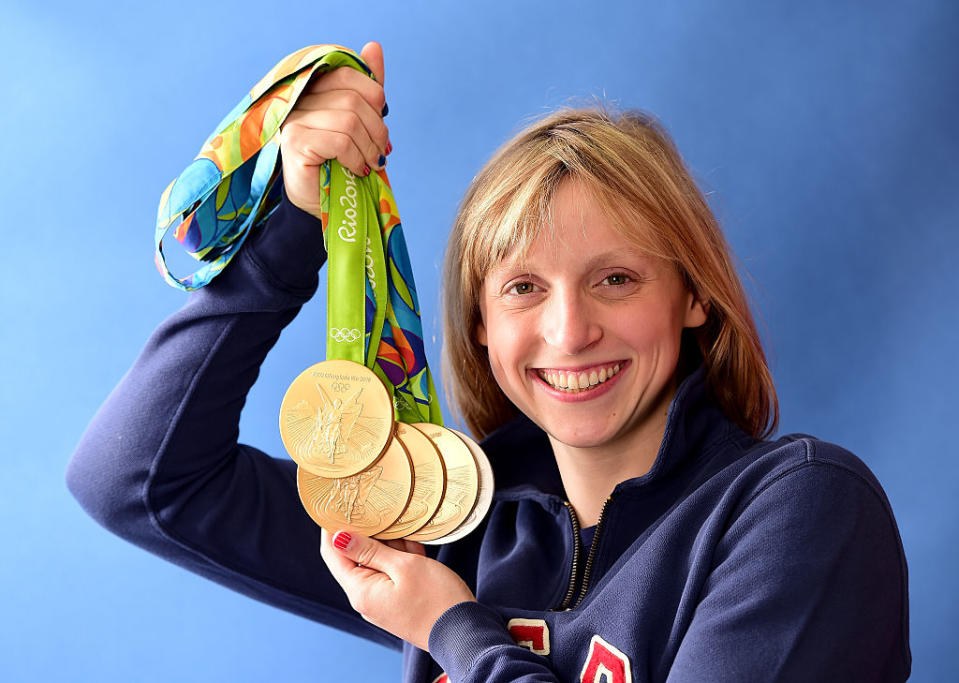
[459,164,672,294]
[459,153,564,286]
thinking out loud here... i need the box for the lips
[536,362,623,392]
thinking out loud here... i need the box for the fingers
[331,531,412,575]
[281,123,365,177]
[285,90,388,170]
[360,41,385,86]
[320,529,366,579]
[303,66,386,123]
[322,530,395,584]
[402,539,428,556]
[383,538,427,556]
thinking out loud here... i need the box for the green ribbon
[324,162,383,366]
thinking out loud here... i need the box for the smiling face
[476,180,708,456]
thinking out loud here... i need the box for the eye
[601,273,632,286]
[507,281,538,295]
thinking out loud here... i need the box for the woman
[67,42,910,681]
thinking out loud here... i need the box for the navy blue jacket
[67,195,910,682]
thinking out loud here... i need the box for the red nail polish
[333,531,352,551]
[363,165,371,176]
[385,141,393,155]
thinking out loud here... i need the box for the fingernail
[332,531,352,551]
[377,155,386,168]
[385,141,393,155]
[381,102,389,117]
[363,164,371,176]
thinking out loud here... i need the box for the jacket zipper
[573,496,613,609]
[553,496,613,611]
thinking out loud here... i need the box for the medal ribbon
[155,45,441,425]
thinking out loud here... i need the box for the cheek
[482,316,528,392]
[619,303,686,356]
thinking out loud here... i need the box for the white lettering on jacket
[580,634,632,683]
[507,618,550,655]
[433,630,632,682]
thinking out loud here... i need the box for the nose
[541,287,602,355]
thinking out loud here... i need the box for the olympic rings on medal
[329,328,361,343]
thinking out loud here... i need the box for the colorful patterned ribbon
[155,45,441,425]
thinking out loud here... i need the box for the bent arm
[667,448,910,682]
[66,194,400,650]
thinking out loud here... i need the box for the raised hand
[279,41,390,219]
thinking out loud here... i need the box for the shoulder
[671,433,912,680]
[711,434,908,586]
[730,434,897,520]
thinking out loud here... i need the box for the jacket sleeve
[428,602,565,682]
[65,193,401,651]
[666,446,911,682]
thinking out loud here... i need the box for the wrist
[245,184,327,292]
[428,601,513,678]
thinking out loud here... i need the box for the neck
[548,384,675,528]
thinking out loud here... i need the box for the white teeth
[539,364,623,392]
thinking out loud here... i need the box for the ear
[475,319,488,346]
[683,291,709,329]
[475,295,489,346]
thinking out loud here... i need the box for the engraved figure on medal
[329,466,381,524]
[310,385,367,464]
[301,469,408,529]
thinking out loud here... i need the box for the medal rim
[422,428,495,545]
[373,422,448,540]
[403,423,480,542]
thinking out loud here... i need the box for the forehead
[491,180,656,269]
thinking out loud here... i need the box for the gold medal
[405,423,480,543]
[279,359,395,478]
[296,434,414,536]
[423,429,495,545]
[374,423,447,540]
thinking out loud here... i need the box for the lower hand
[279,41,390,219]
[320,529,477,651]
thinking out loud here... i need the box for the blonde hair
[442,107,778,440]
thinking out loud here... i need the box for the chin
[538,418,625,451]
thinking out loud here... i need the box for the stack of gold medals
[280,360,494,544]
[276,52,493,543]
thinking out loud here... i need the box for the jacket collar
[482,366,731,503]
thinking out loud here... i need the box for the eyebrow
[495,247,649,273]
[581,249,649,269]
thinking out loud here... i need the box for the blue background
[2,1,956,680]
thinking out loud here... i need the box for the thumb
[359,41,385,85]
[332,530,404,575]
